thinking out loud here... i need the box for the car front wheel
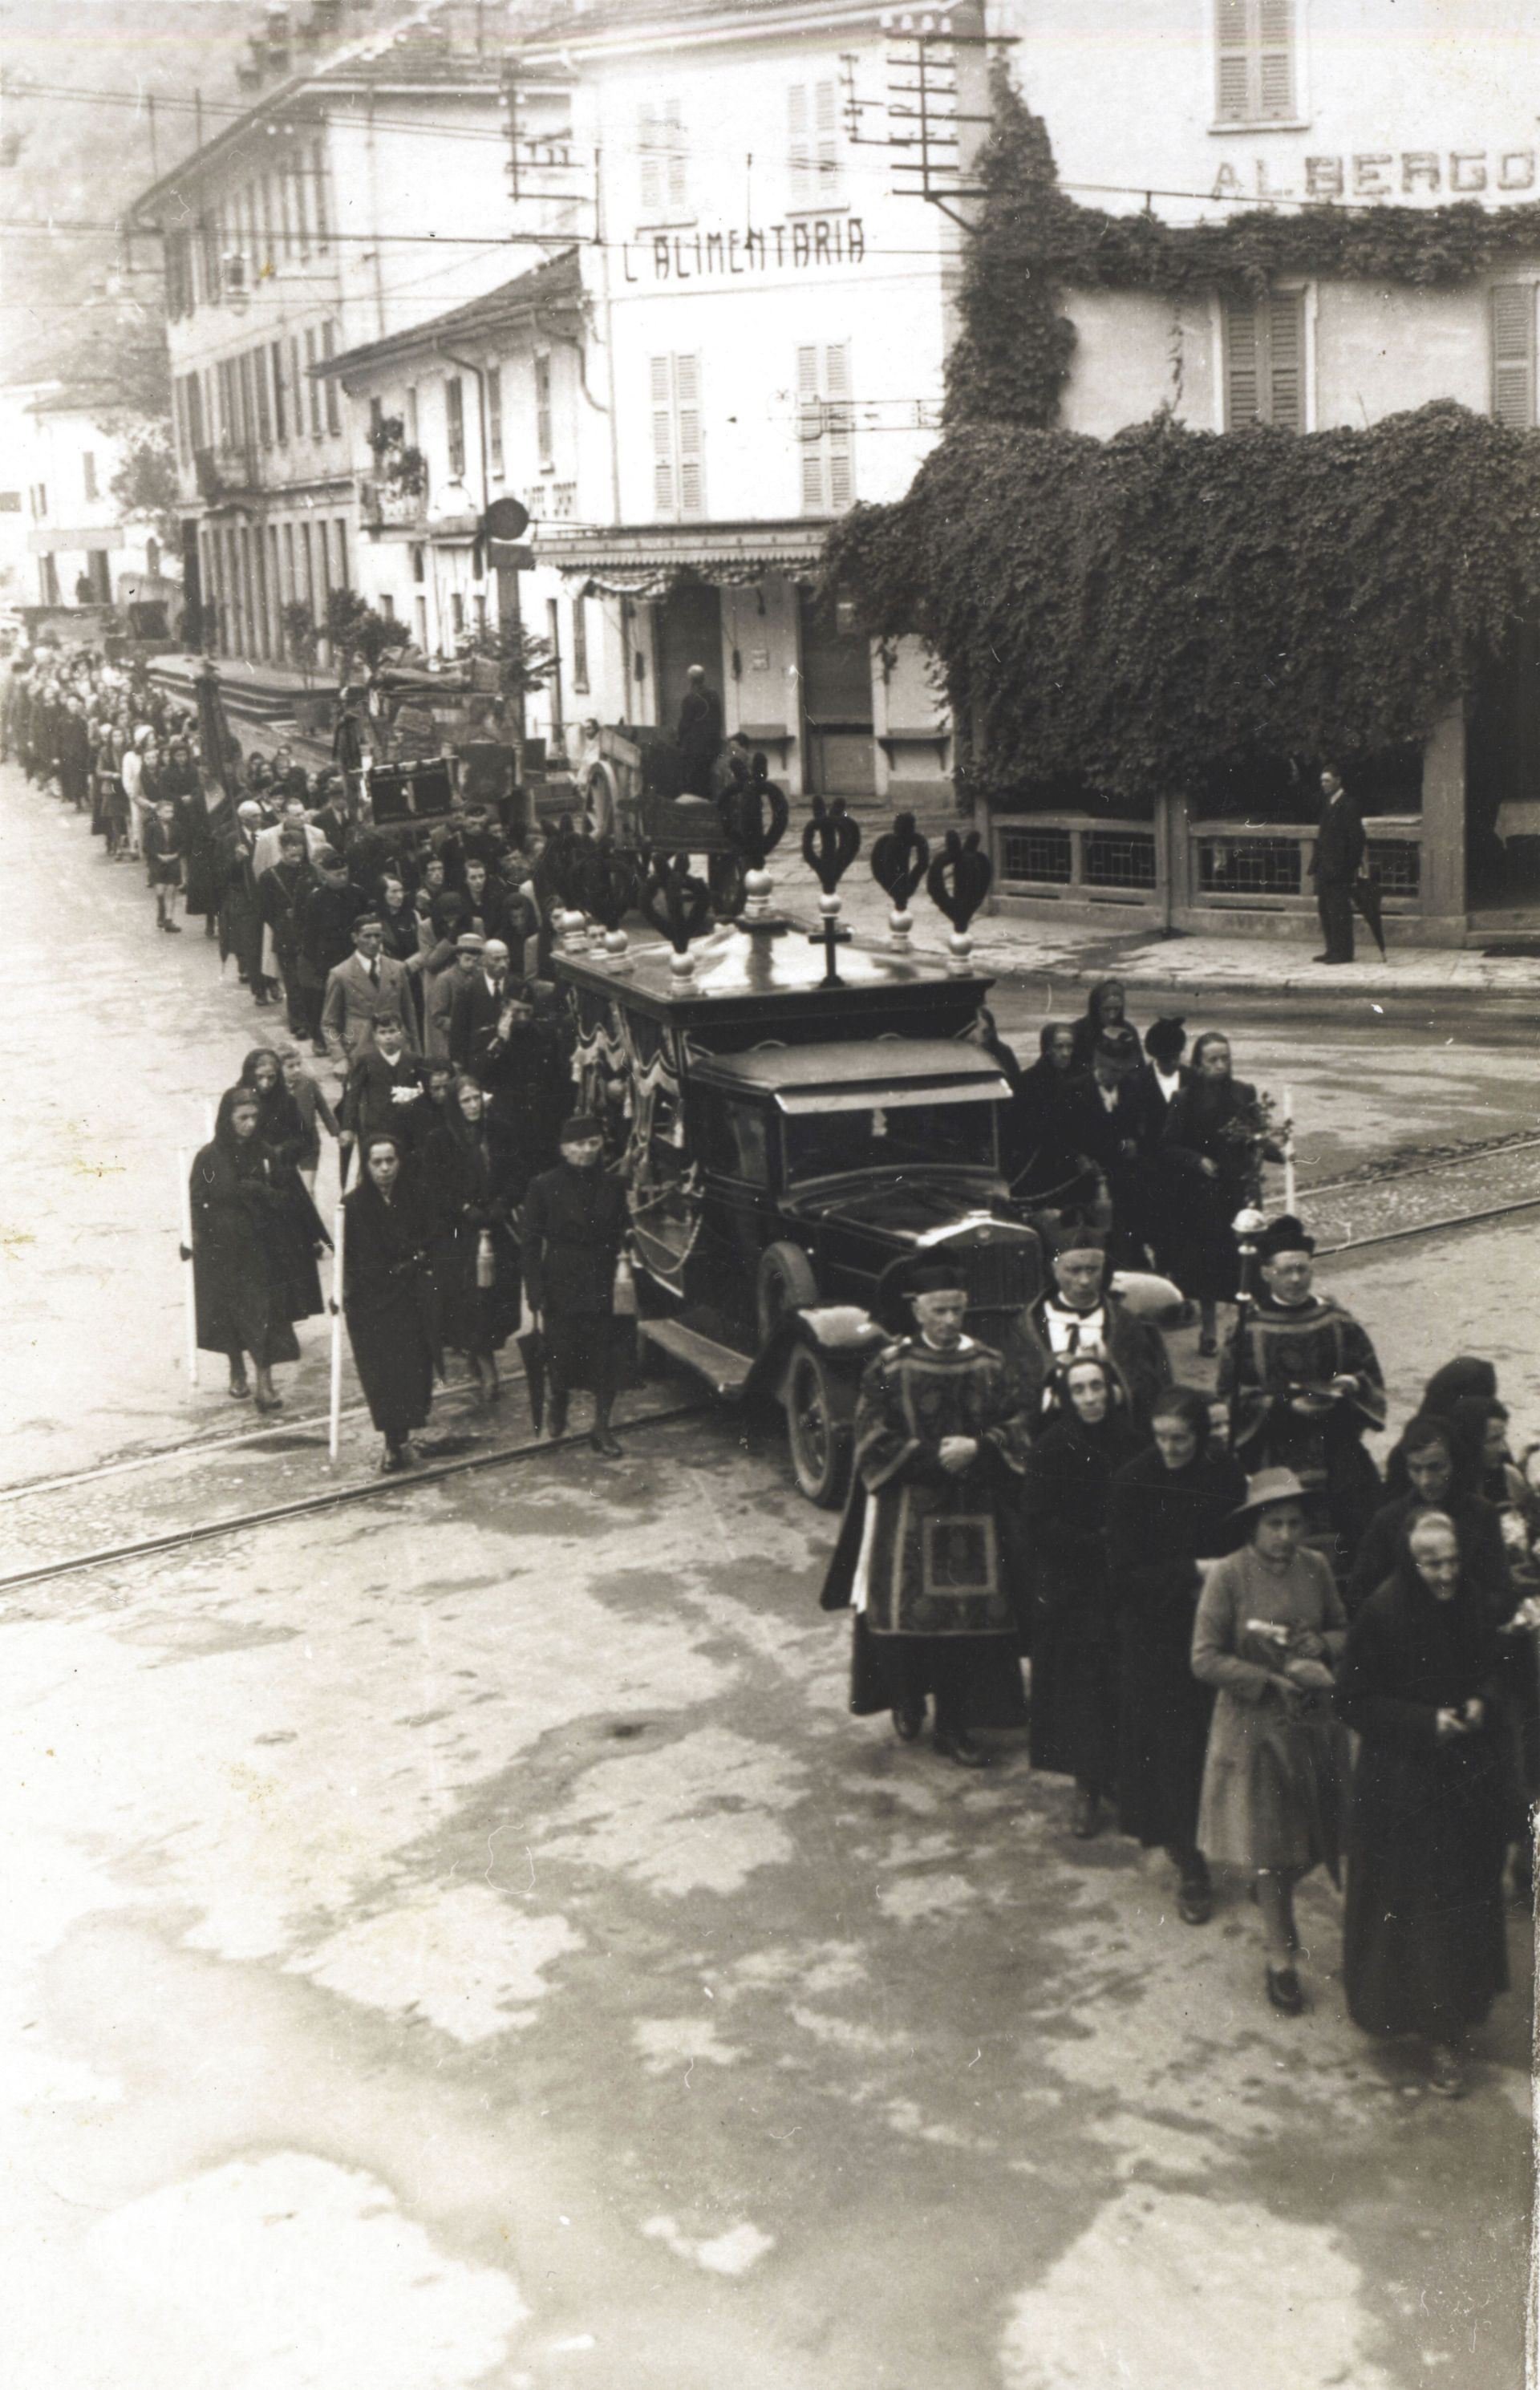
[785,1343,849,1509]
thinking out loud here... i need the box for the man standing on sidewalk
[1309,765,1365,965]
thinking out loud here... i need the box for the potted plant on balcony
[365,415,428,525]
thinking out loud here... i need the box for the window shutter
[796,343,824,510]
[825,342,854,508]
[816,79,840,201]
[535,355,553,469]
[1492,284,1536,427]
[675,353,703,518]
[1216,0,1252,120]
[488,367,504,473]
[322,322,339,435]
[640,104,662,213]
[650,355,675,515]
[666,99,687,213]
[1266,290,1304,429]
[1257,0,1295,117]
[789,83,811,209]
[1224,298,1262,424]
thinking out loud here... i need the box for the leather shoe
[590,1428,622,1459]
[546,1396,569,1440]
[1177,1876,1213,1926]
[892,1701,926,1743]
[1265,1963,1305,2015]
[933,1728,991,1768]
[1071,1788,1102,1839]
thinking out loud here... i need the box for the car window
[705,1098,772,1189]
[785,1099,997,1182]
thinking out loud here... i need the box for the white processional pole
[176,1149,198,1389]
[328,1199,346,1464]
[1283,1084,1297,1215]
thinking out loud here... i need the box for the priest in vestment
[821,1259,1029,1767]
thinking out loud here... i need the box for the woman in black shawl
[1068,979,1143,1074]
[188,1084,326,1408]
[342,1128,441,1471]
[1162,1031,1283,1354]
[1348,1412,1514,1620]
[1384,1357,1499,1496]
[1107,1384,1247,1921]
[1338,1510,1514,2097]
[1011,1023,1093,1209]
[1025,1355,1143,1838]
[420,1075,522,1404]
[238,1047,310,1173]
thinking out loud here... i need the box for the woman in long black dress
[189,1085,326,1410]
[342,1129,441,1472]
[1162,1031,1283,1355]
[1025,1355,1142,1839]
[1337,1510,1514,2098]
[238,1047,310,1173]
[1068,979,1143,1075]
[1011,1023,1092,1210]
[1107,1383,1247,1922]
[1348,1412,1513,1619]
[420,1075,522,1405]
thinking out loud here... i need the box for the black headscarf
[1450,1394,1512,1507]
[1422,1356,1498,1416]
[238,1047,306,1159]
[212,1084,270,1180]
[1149,1382,1214,1457]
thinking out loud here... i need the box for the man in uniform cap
[521,1113,627,1456]
[1003,1225,1172,1436]
[1218,1213,1385,1565]
[821,1256,1030,1765]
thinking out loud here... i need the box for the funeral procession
[3,0,1539,2383]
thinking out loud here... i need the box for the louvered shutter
[1266,290,1305,429]
[640,104,662,213]
[1216,0,1251,120]
[1492,284,1536,427]
[1224,298,1262,424]
[666,99,687,213]
[650,356,675,515]
[1258,0,1295,118]
[796,343,824,510]
[789,84,811,210]
[816,79,840,200]
[675,354,703,518]
[825,342,853,508]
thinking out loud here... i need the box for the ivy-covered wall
[825,74,1540,809]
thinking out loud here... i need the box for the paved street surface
[2,766,1533,2389]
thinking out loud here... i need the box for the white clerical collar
[920,1333,975,1353]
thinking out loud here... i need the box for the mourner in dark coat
[1107,1385,1247,1920]
[1055,1027,1162,1268]
[1308,766,1366,966]
[1219,1213,1385,1566]
[1348,1413,1513,1620]
[237,1047,310,1172]
[821,1258,1030,1766]
[520,1114,628,1456]
[1001,1225,1171,1436]
[1025,1355,1142,1833]
[1162,1031,1283,1351]
[258,830,314,1033]
[345,1018,430,1177]
[1067,978,1143,1075]
[1009,1023,1093,1209]
[675,663,724,797]
[223,802,270,1000]
[421,1076,523,1401]
[448,942,527,1079]
[1337,1512,1513,2096]
[342,1130,441,1471]
[189,1084,326,1409]
[294,852,366,1049]
[1128,1017,1189,1273]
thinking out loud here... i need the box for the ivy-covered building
[830,0,1540,946]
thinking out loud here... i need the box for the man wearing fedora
[1003,1225,1172,1436]
[821,1258,1030,1766]
[1220,1213,1385,1565]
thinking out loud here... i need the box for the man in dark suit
[448,937,525,1077]
[321,913,419,1076]
[521,1112,628,1455]
[1309,765,1365,965]
[1057,1027,1162,1267]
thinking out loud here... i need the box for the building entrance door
[798,589,873,796]
[1466,614,1540,921]
[654,581,723,735]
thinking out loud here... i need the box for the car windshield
[784,1097,998,1183]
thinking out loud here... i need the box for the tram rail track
[5,1146,1536,1597]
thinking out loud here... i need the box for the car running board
[638,1318,756,1400]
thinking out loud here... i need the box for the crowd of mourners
[7,642,1532,2101]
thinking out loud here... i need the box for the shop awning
[537,519,832,596]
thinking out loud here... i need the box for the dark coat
[342,1174,440,1440]
[1001,1291,1172,1439]
[1310,791,1366,888]
[296,875,366,990]
[1009,1059,1092,1204]
[1346,1490,1514,1621]
[189,1132,326,1364]
[1161,1076,1277,1302]
[1337,1563,1511,2039]
[421,1115,523,1355]
[1107,1442,1248,1850]
[448,972,523,1076]
[521,1161,626,1318]
[1025,1411,1142,1785]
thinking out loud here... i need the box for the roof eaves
[320,249,582,377]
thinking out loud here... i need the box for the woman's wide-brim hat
[1232,1467,1311,1521]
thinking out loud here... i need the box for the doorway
[798,588,873,796]
[654,580,723,735]
[1466,613,1540,914]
